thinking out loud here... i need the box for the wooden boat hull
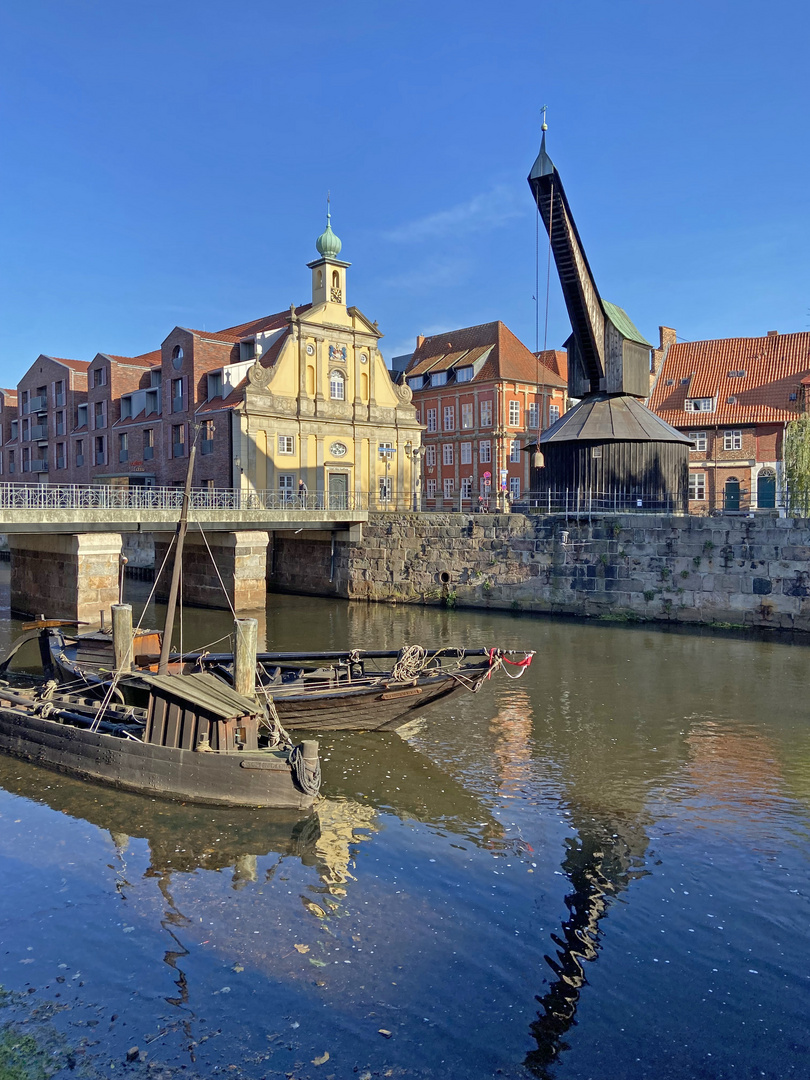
[46,639,495,732]
[271,671,466,731]
[0,704,316,810]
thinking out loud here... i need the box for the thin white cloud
[384,185,525,244]
[381,258,469,293]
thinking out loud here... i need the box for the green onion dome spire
[315,199,342,258]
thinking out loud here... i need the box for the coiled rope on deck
[289,744,321,797]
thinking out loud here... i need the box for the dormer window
[430,371,448,387]
[93,367,106,388]
[121,396,133,420]
[150,369,162,388]
[684,397,716,413]
[239,340,256,363]
[407,376,425,390]
[208,371,223,401]
[455,366,473,383]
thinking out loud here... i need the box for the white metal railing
[0,483,381,513]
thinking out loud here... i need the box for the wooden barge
[0,668,320,810]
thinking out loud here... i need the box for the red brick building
[5,223,420,498]
[8,356,89,483]
[403,322,567,509]
[649,328,810,512]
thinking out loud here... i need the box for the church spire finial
[541,104,548,132]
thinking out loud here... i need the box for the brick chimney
[416,335,425,349]
[767,330,779,337]
[652,326,677,377]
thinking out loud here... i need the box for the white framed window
[480,400,492,427]
[460,442,472,465]
[443,478,454,499]
[443,405,455,431]
[461,403,473,429]
[461,477,473,499]
[456,366,473,383]
[509,477,520,500]
[689,472,706,500]
[528,402,539,428]
[426,408,437,433]
[685,397,715,413]
[330,370,345,400]
[442,443,454,466]
[723,429,742,451]
[508,400,520,426]
[278,435,295,454]
[510,439,521,463]
[549,403,560,424]
[690,431,708,453]
[379,475,392,501]
[426,478,437,499]
[479,440,491,463]
[425,445,436,467]
[430,371,448,387]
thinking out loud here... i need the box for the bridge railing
[0,483,390,513]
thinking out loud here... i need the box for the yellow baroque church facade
[229,216,423,508]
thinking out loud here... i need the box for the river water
[0,571,809,1079]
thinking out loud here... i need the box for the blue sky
[1,0,807,383]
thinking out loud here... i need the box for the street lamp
[404,441,426,511]
[378,445,396,510]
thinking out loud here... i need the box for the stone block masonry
[9,533,123,624]
[270,513,810,633]
[155,530,269,612]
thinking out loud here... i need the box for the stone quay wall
[270,512,810,633]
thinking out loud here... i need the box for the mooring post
[234,617,258,700]
[111,603,133,674]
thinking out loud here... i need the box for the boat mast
[158,438,197,675]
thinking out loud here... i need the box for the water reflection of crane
[486,688,654,1076]
[524,811,650,1077]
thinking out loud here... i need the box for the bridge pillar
[9,533,123,625]
[154,530,269,612]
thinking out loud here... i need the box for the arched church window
[330,370,345,401]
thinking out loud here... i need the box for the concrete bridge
[0,484,368,623]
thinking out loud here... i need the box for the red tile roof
[649,331,810,426]
[47,356,90,373]
[103,352,160,368]
[405,322,566,389]
[0,388,18,402]
[185,305,313,344]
